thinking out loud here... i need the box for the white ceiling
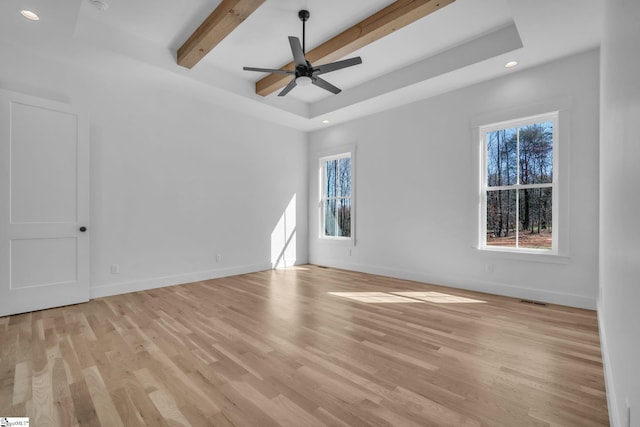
[0,0,603,131]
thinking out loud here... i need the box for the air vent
[520,299,547,307]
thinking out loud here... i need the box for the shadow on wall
[271,194,296,269]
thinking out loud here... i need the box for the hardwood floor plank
[53,395,78,427]
[12,360,31,406]
[147,388,192,427]
[0,265,609,426]
[82,366,125,427]
[68,379,100,426]
[217,381,282,427]
[32,359,59,426]
[109,387,146,427]
[122,380,171,427]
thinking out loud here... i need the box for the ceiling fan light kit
[296,76,313,86]
[243,10,363,97]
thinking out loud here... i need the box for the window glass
[321,153,352,239]
[482,115,556,252]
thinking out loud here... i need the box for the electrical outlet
[485,263,494,273]
[110,264,120,274]
[216,254,222,262]
[348,248,352,256]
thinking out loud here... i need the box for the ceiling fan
[243,10,363,97]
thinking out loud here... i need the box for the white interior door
[0,90,89,317]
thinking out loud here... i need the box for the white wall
[0,41,308,296]
[599,0,640,425]
[309,49,600,309]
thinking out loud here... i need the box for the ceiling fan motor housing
[296,63,313,79]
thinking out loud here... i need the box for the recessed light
[20,10,40,21]
[322,120,330,124]
[505,60,519,68]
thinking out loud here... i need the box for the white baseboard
[597,299,619,427]
[273,258,299,269]
[310,258,596,310]
[90,263,273,299]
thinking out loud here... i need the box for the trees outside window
[321,153,352,239]
[481,113,557,251]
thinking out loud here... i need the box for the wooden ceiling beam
[178,0,265,69]
[255,0,455,97]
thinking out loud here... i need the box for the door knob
[79,226,87,232]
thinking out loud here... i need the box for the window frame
[319,150,354,242]
[479,111,559,254]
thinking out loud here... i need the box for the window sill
[319,237,354,246]
[474,246,570,264]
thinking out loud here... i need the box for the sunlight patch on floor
[329,291,486,304]
[391,291,486,304]
[328,292,422,303]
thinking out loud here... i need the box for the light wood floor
[0,265,609,426]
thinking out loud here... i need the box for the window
[480,112,557,252]
[320,152,352,239]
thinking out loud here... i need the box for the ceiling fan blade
[312,77,341,94]
[278,78,298,96]
[288,36,307,68]
[313,57,363,75]
[243,67,294,75]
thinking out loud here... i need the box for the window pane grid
[482,116,555,251]
[487,183,553,191]
[321,153,352,239]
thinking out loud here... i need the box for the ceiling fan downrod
[298,10,310,54]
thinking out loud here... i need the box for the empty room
[0,0,638,426]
